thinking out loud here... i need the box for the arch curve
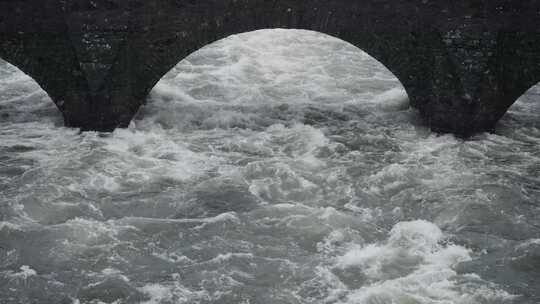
[146,29,410,108]
[503,82,540,125]
[0,55,57,106]
[0,58,62,122]
[471,32,540,133]
[129,1,421,105]
[0,34,95,128]
[0,57,53,98]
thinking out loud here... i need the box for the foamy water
[0,29,539,304]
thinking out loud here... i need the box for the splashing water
[0,29,539,304]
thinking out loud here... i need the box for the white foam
[138,282,208,304]
[0,221,22,231]
[139,284,175,304]
[370,87,409,110]
[7,265,37,279]
[206,252,254,264]
[120,212,240,228]
[99,128,224,183]
[332,221,514,303]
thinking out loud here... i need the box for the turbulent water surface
[1,29,539,304]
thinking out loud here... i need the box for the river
[0,29,539,304]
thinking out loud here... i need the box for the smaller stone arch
[0,58,60,123]
[472,32,540,133]
[500,82,540,129]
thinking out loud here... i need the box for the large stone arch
[143,28,411,107]
[0,57,55,112]
[491,33,540,124]
[128,0,422,114]
[121,0,540,136]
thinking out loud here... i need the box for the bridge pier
[59,94,137,132]
[412,95,506,136]
[401,29,540,136]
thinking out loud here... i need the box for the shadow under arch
[142,29,410,123]
[0,58,62,124]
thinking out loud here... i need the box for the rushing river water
[1,29,539,304]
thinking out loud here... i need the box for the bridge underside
[1,0,540,136]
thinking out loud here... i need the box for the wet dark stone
[0,0,539,135]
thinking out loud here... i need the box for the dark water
[0,29,539,304]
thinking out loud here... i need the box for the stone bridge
[1,0,539,135]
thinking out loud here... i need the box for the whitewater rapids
[0,29,539,304]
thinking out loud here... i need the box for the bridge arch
[476,32,540,134]
[498,82,540,130]
[140,28,414,104]
[143,29,409,119]
[0,58,60,123]
[129,1,421,115]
